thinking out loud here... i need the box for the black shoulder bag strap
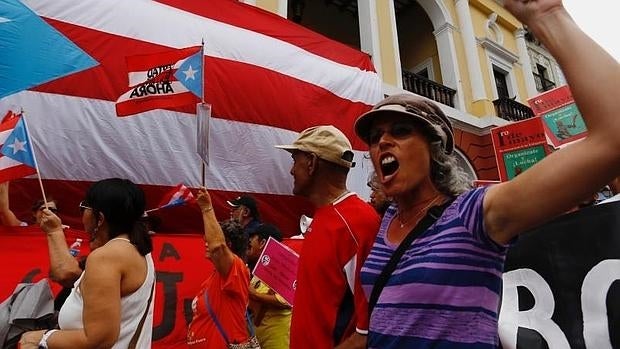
[368,199,454,317]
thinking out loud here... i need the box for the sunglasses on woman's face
[78,200,93,213]
[367,121,417,145]
[38,206,58,214]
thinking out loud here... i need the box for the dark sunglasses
[367,121,417,145]
[78,200,93,212]
[38,206,58,213]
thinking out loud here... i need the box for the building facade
[243,0,542,181]
[525,29,566,94]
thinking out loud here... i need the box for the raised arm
[0,182,24,226]
[196,187,234,276]
[40,209,82,287]
[484,0,620,244]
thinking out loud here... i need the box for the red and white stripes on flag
[155,183,195,210]
[1,0,382,236]
[1,109,21,124]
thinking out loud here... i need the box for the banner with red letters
[0,226,212,349]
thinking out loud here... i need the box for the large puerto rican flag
[0,0,382,235]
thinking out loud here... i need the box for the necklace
[331,190,350,204]
[397,196,442,228]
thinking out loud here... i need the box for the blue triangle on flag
[0,0,99,98]
[174,51,203,99]
[0,117,36,168]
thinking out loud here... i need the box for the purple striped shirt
[360,187,507,349]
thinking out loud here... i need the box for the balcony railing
[533,72,556,92]
[402,70,456,107]
[493,97,535,122]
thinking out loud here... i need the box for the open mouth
[380,154,399,178]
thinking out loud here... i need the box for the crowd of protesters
[1,0,619,348]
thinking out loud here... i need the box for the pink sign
[252,237,299,306]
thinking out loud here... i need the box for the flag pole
[21,113,49,207]
[200,39,207,187]
[201,39,205,105]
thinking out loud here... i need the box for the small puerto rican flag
[156,183,195,210]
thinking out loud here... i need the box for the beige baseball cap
[355,93,454,154]
[275,125,355,168]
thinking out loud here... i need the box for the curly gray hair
[429,141,472,197]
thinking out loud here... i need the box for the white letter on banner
[582,259,619,349]
[499,269,570,349]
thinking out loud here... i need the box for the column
[276,0,287,18]
[386,0,403,88]
[515,28,538,98]
[434,22,466,110]
[454,0,486,102]
[358,0,383,77]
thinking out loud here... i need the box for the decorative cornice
[514,27,527,39]
[484,12,504,45]
[433,22,458,36]
[477,37,519,64]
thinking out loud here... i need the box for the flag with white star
[115,46,202,116]
[1,116,35,168]
[174,51,203,99]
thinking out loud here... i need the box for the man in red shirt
[276,125,380,349]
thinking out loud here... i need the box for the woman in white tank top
[19,178,155,349]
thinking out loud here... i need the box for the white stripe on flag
[2,91,373,198]
[0,154,24,168]
[116,81,190,103]
[0,128,12,143]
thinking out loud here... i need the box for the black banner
[500,201,620,349]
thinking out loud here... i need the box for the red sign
[527,85,588,148]
[252,237,299,306]
[490,117,550,182]
[0,226,213,349]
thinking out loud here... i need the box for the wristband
[38,329,58,349]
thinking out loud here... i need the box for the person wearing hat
[246,224,291,349]
[275,125,380,349]
[355,0,620,348]
[366,172,391,216]
[226,195,261,237]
